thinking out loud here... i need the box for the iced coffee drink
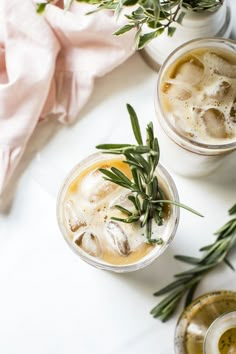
[155,38,236,177]
[57,153,179,272]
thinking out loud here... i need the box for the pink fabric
[0,0,134,196]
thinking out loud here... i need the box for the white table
[1,2,236,353]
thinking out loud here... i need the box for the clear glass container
[155,37,236,177]
[57,152,180,273]
[175,291,236,354]
[204,311,236,354]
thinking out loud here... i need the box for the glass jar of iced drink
[155,38,236,177]
[57,153,179,272]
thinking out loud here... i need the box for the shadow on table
[112,245,184,297]
[203,152,236,186]
[74,52,154,122]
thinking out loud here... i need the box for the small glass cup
[57,152,180,273]
[204,311,236,354]
[175,290,236,354]
[155,37,236,177]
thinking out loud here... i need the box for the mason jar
[155,37,236,177]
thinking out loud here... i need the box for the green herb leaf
[174,255,201,265]
[111,167,133,186]
[176,11,185,24]
[137,28,164,49]
[229,203,236,215]
[123,0,139,5]
[114,24,135,35]
[114,205,133,216]
[96,144,132,150]
[167,26,176,37]
[153,278,188,296]
[111,215,140,223]
[126,104,143,145]
[185,281,200,307]
[152,199,204,217]
[36,3,47,13]
[224,258,235,271]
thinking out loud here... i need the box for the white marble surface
[1,2,236,354]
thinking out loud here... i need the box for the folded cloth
[0,0,135,197]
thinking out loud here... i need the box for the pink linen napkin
[0,0,135,197]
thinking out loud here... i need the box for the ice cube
[74,231,102,257]
[106,221,131,256]
[204,52,236,78]
[174,114,194,139]
[163,82,191,101]
[175,58,204,85]
[65,200,86,232]
[204,79,231,99]
[202,108,227,139]
[108,190,134,210]
[80,167,118,203]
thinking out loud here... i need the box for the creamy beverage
[155,38,236,177]
[57,153,179,272]
[160,48,236,145]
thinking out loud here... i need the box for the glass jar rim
[56,152,180,273]
[156,37,236,154]
[203,310,236,353]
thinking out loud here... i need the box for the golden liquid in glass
[218,327,236,354]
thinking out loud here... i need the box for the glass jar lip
[203,310,236,353]
[56,152,180,273]
[156,37,236,153]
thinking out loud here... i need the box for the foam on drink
[160,47,236,145]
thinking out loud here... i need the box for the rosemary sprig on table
[96,104,202,244]
[151,203,236,322]
[36,0,224,48]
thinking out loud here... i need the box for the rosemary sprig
[151,203,236,322]
[36,0,224,48]
[96,104,202,244]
